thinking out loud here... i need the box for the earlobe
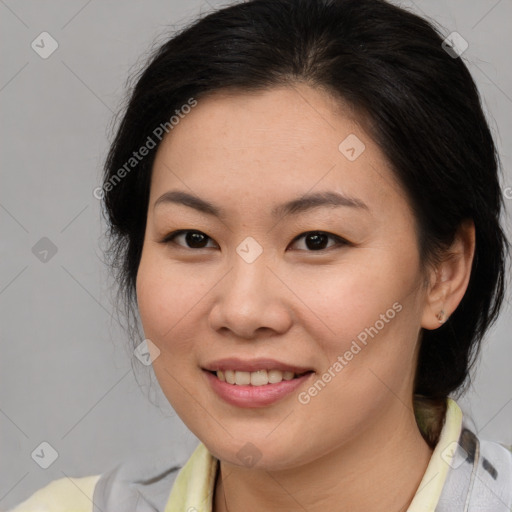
[435,309,446,324]
[421,219,476,330]
[421,276,449,330]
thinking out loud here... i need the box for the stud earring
[436,309,446,324]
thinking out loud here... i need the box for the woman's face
[136,84,432,469]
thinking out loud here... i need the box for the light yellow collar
[164,439,218,512]
[407,397,463,511]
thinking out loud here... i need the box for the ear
[421,219,476,330]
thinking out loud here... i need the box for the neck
[214,398,436,512]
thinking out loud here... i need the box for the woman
[10,0,512,510]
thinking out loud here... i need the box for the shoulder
[8,449,191,512]
[468,436,512,510]
[438,425,512,511]
[91,449,188,512]
[8,475,101,512]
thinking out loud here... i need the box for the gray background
[1,0,511,509]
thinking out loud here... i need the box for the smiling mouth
[206,369,314,386]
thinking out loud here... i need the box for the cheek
[290,257,407,335]
[290,267,418,433]
[135,254,208,415]
[136,252,209,343]
[289,249,422,373]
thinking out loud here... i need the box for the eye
[160,229,349,252]
[160,230,218,249]
[289,231,349,251]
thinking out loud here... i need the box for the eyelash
[159,229,350,252]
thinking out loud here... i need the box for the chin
[203,435,315,472]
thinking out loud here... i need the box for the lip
[202,357,313,374]
[203,369,315,408]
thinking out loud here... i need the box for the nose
[207,251,293,340]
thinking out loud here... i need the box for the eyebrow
[153,189,369,219]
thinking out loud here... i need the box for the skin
[135,84,475,512]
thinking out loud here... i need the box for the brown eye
[161,230,217,249]
[290,231,348,251]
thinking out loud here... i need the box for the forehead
[149,85,406,216]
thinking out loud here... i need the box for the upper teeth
[216,369,298,386]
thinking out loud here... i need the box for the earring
[436,309,446,324]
